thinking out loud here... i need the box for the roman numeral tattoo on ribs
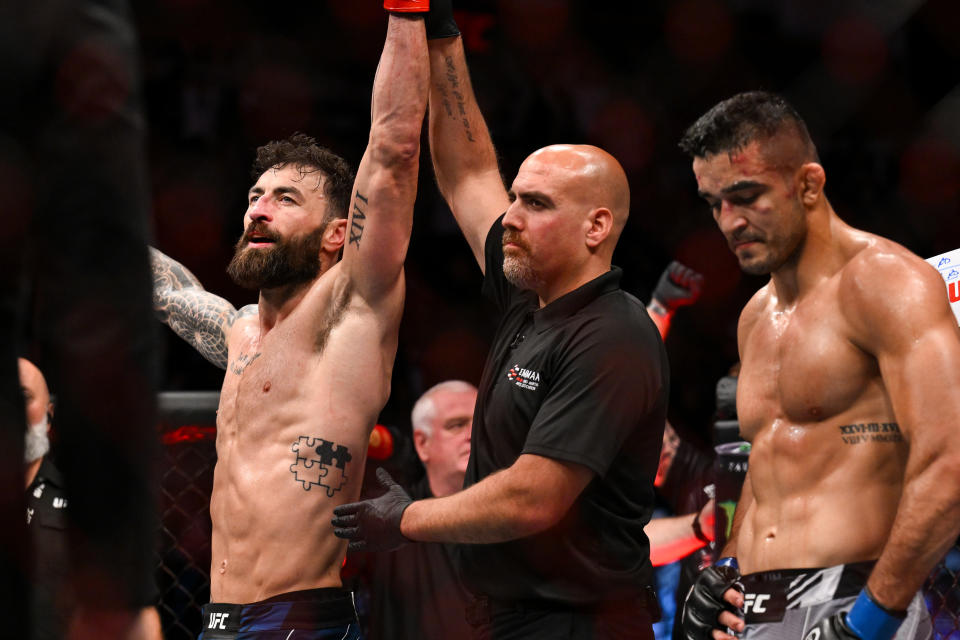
[349,191,368,249]
[838,422,903,445]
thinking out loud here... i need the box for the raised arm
[150,247,249,369]
[844,254,960,611]
[340,11,429,306]
[427,22,511,269]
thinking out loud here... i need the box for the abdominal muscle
[735,416,907,574]
[208,361,378,603]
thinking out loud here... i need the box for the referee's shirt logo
[507,364,541,391]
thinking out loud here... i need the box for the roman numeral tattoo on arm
[349,191,368,249]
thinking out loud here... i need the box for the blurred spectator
[361,380,477,640]
[21,358,162,640]
[0,0,160,634]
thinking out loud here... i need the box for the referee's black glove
[332,467,412,552]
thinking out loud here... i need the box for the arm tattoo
[150,247,240,370]
[349,191,368,249]
[439,56,475,142]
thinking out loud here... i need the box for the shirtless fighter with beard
[149,3,431,636]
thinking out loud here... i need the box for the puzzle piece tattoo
[290,436,353,496]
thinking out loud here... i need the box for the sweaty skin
[694,139,960,606]
[732,232,911,572]
[151,15,428,604]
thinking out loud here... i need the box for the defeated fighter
[150,2,431,636]
[678,91,960,640]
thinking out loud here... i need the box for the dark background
[137,0,960,447]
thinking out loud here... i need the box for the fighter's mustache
[241,223,282,246]
[729,231,764,249]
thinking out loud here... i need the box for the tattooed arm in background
[150,247,255,369]
[427,34,511,271]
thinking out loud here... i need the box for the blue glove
[803,589,906,640]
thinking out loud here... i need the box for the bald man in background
[333,4,668,638]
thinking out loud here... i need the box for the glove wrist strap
[716,556,739,571]
[648,298,671,318]
[845,588,906,640]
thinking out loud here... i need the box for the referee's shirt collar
[532,267,623,333]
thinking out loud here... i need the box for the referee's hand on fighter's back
[332,467,412,552]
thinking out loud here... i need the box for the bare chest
[737,295,880,440]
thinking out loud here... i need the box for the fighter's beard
[227,224,326,290]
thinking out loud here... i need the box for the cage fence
[155,392,960,639]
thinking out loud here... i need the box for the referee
[333,4,668,638]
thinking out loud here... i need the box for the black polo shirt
[26,457,74,640]
[458,218,669,606]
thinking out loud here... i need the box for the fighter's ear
[585,207,613,249]
[798,162,826,207]
[323,218,347,253]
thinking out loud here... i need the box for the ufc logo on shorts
[208,612,229,630]
[743,593,771,614]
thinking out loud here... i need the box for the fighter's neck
[255,256,337,328]
[770,204,850,305]
[256,281,314,329]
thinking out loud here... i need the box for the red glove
[385,0,429,12]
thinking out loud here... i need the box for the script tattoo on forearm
[150,247,241,370]
[838,422,903,445]
[439,56,475,142]
[290,436,353,497]
[349,191,368,249]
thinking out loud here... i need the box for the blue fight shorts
[197,587,362,640]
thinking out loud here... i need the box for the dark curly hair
[679,91,818,162]
[251,133,355,220]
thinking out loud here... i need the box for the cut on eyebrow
[722,180,766,194]
[698,180,767,200]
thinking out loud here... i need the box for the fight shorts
[738,561,932,639]
[197,588,361,640]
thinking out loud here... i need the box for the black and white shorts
[738,562,931,639]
